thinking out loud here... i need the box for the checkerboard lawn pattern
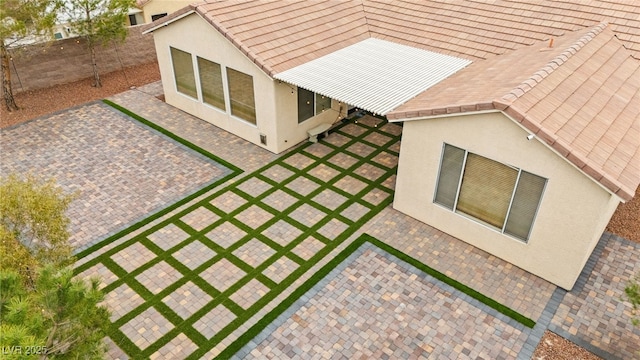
[75,114,401,359]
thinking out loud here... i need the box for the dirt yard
[0,61,161,129]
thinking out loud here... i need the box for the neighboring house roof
[143,0,640,75]
[273,38,471,115]
[136,0,151,7]
[388,23,640,202]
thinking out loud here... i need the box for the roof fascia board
[387,109,499,122]
[141,10,195,34]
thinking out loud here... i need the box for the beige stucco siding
[393,112,619,290]
[153,14,277,151]
[272,83,344,152]
[152,13,343,153]
[140,1,191,24]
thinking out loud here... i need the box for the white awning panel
[273,38,472,115]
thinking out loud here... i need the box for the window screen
[434,144,465,210]
[170,47,197,99]
[197,57,225,111]
[226,68,256,124]
[504,171,546,240]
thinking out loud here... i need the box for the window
[434,144,546,241]
[170,47,197,99]
[54,32,63,39]
[226,68,256,124]
[197,57,225,111]
[316,93,331,114]
[128,14,137,26]
[151,13,167,21]
[297,88,332,123]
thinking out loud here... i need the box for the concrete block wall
[4,26,157,93]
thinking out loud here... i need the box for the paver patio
[4,83,638,359]
[240,244,529,360]
[0,100,235,251]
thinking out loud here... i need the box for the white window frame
[433,143,547,242]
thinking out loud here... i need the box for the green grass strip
[216,234,367,359]
[218,232,535,358]
[74,101,243,259]
[102,99,240,172]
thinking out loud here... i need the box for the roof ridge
[498,22,609,105]
[359,0,373,38]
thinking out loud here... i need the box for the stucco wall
[393,111,620,290]
[5,26,156,93]
[140,1,191,24]
[152,13,343,153]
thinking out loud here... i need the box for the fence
[4,26,157,94]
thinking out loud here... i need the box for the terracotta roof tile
[390,24,640,201]
[144,1,640,200]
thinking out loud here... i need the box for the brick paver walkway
[6,83,636,359]
[241,245,529,360]
[108,84,280,173]
[0,101,232,251]
[550,233,640,359]
[74,109,401,359]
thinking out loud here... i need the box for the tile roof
[363,0,640,61]
[143,0,640,75]
[388,23,640,202]
[142,1,640,200]
[144,0,370,74]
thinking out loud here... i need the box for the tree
[625,273,640,327]
[0,225,39,287]
[0,266,110,359]
[61,0,134,87]
[0,0,58,111]
[0,173,110,359]
[0,173,76,269]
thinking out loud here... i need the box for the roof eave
[141,7,196,34]
[386,102,497,122]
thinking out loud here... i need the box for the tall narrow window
[434,144,465,210]
[434,143,546,242]
[504,171,546,240]
[315,93,331,114]
[170,47,197,99]
[197,57,225,111]
[298,88,314,123]
[298,88,332,123]
[226,68,256,124]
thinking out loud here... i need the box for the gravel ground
[0,60,633,359]
[533,331,602,360]
[606,188,640,243]
[0,61,160,129]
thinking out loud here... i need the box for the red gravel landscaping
[0,61,160,129]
